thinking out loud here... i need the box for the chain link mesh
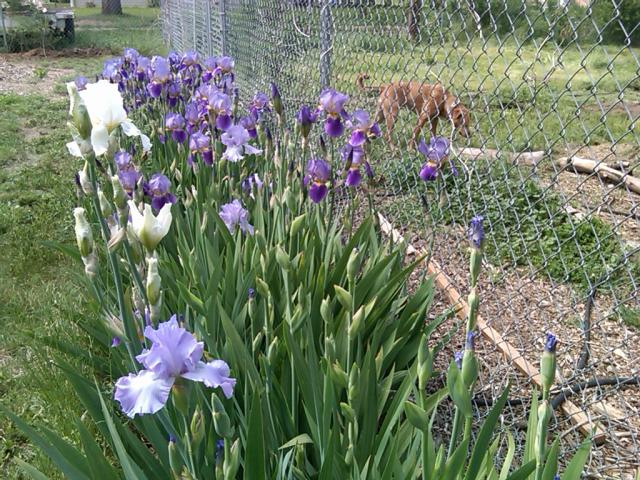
[160,0,640,476]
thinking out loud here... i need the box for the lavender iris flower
[220,125,262,163]
[467,215,484,248]
[318,89,349,138]
[181,50,198,68]
[147,173,177,212]
[166,82,181,108]
[215,56,234,75]
[241,173,264,198]
[147,56,171,98]
[114,151,132,170]
[136,56,150,81]
[167,51,181,67]
[219,199,254,235]
[304,158,331,203]
[240,113,258,138]
[341,143,370,187]
[418,136,450,162]
[296,104,318,139]
[184,102,202,134]
[114,315,236,417]
[208,91,232,130]
[419,162,438,182]
[74,76,88,91]
[189,131,213,166]
[202,56,217,82]
[165,112,187,143]
[123,48,139,65]
[118,169,140,196]
[250,92,270,117]
[544,332,557,353]
[347,109,381,147]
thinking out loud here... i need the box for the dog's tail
[356,73,383,94]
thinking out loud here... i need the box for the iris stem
[447,407,462,458]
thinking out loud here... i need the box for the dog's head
[450,103,471,138]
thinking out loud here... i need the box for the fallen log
[556,156,640,195]
[452,147,545,165]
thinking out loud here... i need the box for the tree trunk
[102,0,122,15]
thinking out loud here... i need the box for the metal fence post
[219,0,227,56]
[319,0,333,90]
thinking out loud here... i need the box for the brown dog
[356,73,471,147]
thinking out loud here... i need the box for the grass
[378,157,640,295]
[0,8,163,478]
[0,93,88,480]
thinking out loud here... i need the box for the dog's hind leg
[383,103,399,148]
[410,111,433,148]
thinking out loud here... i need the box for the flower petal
[66,141,82,157]
[181,360,236,398]
[114,370,174,418]
[91,125,110,156]
[137,316,203,377]
[121,120,141,137]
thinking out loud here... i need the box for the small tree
[102,0,122,15]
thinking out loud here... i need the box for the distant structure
[73,0,147,7]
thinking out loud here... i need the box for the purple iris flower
[467,215,484,248]
[304,158,331,203]
[249,92,270,117]
[196,84,219,103]
[318,89,349,138]
[215,56,234,75]
[189,131,213,166]
[296,105,318,139]
[419,162,438,182]
[214,56,235,92]
[114,315,236,418]
[184,102,203,133]
[103,58,122,83]
[202,56,217,82]
[181,50,198,68]
[123,48,139,65]
[118,169,140,196]
[114,151,132,170]
[208,92,232,131]
[418,136,450,162]
[219,199,254,235]
[241,173,264,198]
[240,113,258,138]
[544,332,557,353]
[165,112,187,143]
[166,82,181,108]
[136,56,150,81]
[341,143,370,187]
[167,51,181,68]
[347,109,381,147]
[74,76,88,91]
[147,56,171,98]
[220,125,262,163]
[147,173,177,211]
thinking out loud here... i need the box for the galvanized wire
[160,1,640,476]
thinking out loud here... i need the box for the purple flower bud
[467,215,485,248]
[296,105,318,138]
[419,162,438,182]
[118,169,140,195]
[250,92,270,117]
[454,351,464,369]
[168,433,177,444]
[247,288,256,299]
[465,331,476,350]
[544,332,557,353]
[111,337,121,348]
[270,82,283,117]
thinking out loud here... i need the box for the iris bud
[324,335,336,360]
[540,333,557,398]
[467,287,479,331]
[78,162,94,195]
[340,402,356,423]
[320,297,332,325]
[223,439,240,480]
[470,248,482,288]
[267,336,279,366]
[348,364,359,404]
[73,208,94,257]
[347,248,360,282]
[334,285,352,310]
[461,350,478,388]
[98,190,113,218]
[168,436,182,477]
[275,245,291,271]
[190,407,205,448]
[330,362,348,389]
[290,213,306,238]
[67,82,91,140]
[418,339,433,390]
[348,305,365,338]
[212,394,233,438]
[255,277,269,298]
[146,257,162,307]
[111,175,128,210]
[535,400,552,463]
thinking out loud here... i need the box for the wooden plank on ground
[377,213,607,444]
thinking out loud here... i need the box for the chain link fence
[160,0,640,476]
